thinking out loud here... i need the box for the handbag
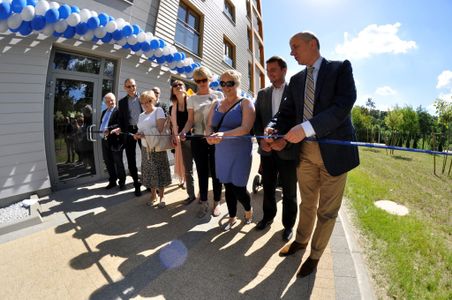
[144,110,174,153]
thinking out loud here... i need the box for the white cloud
[375,86,397,96]
[335,23,417,59]
[436,70,452,89]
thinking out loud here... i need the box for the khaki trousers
[295,142,347,260]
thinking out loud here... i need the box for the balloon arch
[0,0,253,97]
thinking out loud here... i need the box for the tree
[416,105,435,149]
[352,106,372,141]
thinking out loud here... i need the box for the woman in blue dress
[207,69,256,231]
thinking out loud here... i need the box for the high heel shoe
[244,208,253,224]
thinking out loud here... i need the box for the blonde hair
[193,66,212,81]
[221,69,242,87]
[140,90,157,105]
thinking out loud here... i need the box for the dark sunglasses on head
[220,80,235,88]
[126,85,136,88]
[195,78,208,84]
[172,83,183,88]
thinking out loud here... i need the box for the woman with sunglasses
[169,80,196,203]
[206,70,255,231]
[180,66,223,218]
[134,90,172,208]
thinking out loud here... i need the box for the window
[247,27,252,51]
[175,2,201,55]
[223,38,235,67]
[224,0,236,23]
[248,61,254,93]
[246,0,251,19]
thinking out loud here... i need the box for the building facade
[0,0,264,205]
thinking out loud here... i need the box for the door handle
[87,124,97,142]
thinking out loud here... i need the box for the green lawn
[344,148,452,299]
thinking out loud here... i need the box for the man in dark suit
[116,78,142,196]
[254,56,298,242]
[266,32,360,278]
[100,93,126,190]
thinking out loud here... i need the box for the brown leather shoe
[279,241,307,257]
[297,257,319,278]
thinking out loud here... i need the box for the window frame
[223,37,236,68]
[175,2,202,56]
[224,0,236,23]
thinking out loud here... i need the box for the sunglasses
[126,85,136,88]
[220,80,235,88]
[195,78,208,84]
[172,83,183,88]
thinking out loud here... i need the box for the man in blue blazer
[254,56,298,241]
[266,32,360,278]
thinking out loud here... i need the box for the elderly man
[266,32,360,278]
[100,93,126,190]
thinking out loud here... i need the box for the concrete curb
[0,195,43,237]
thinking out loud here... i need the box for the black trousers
[124,126,141,186]
[224,183,251,218]
[191,138,222,202]
[261,152,298,229]
[102,139,126,185]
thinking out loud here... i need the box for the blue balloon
[176,67,185,74]
[98,13,108,26]
[166,54,174,63]
[31,15,46,31]
[159,39,166,48]
[101,32,112,43]
[75,22,88,35]
[87,16,100,30]
[45,8,59,24]
[0,2,11,20]
[141,41,151,52]
[53,31,62,37]
[122,43,130,49]
[121,24,133,37]
[180,53,186,60]
[184,66,192,73]
[131,43,141,52]
[26,0,36,6]
[11,0,26,14]
[148,55,157,61]
[173,53,182,62]
[112,29,123,40]
[132,24,140,35]
[156,56,166,64]
[70,6,80,14]
[63,26,76,39]
[58,4,71,20]
[108,16,114,22]
[92,36,99,43]
[150,39,159,50]
[18,20,32,35]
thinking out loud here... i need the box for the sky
[261,0,452,114]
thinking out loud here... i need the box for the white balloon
[35,0,50,16]
[42,24,54,36]
[90,11,98,18]
[105,20,117,33]
[186,57,194,65]
[79,9,91,22]
[162,47,170,56]
[187,71,194,78]
[134,50,143,56]
[54,20,67,33]
[83,31,94,41]
[49,1,59,10]
[176,60,185,68]
[168,61,177,69]
[94,26,106,38]
[144,49,154,57]
[137,31,146,43]
[117,38,127,46]
[145,32,153,41]
[67,13,81,27]
[0,20,9,33]
[154,48,163,57]
[20,5,35,22]
[7,14,22,30]
[127,34,137,45]
[115,18,125,29]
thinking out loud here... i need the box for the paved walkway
[0,152,373,299]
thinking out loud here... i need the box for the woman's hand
[206,132,224,145]
[179,130,187,141]
[172,134,179,146]
[133,132,144,140]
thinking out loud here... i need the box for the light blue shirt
[301,56,323,138]
[100,109,113,138]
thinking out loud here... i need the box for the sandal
[244,208,253,224]
[223,218,237,231]
[158,201,166,208]
[212,201,221,217]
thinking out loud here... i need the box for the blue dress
[211,101,252,187]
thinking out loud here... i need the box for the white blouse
[137,107,165,148]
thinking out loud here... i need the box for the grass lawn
[344,148,451,299]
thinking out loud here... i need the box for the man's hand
[270,138,287,151]
[284,124,306,143]
[110,128,121,135]
[206,132,224,145]
[259,139,272,152]
[263,127,277,144]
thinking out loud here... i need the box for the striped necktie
[303,66,315,121]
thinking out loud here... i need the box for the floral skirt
[141,147,172,189]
